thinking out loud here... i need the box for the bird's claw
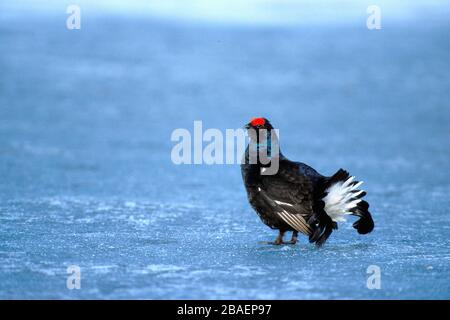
[258,241,281,245]
[260,240,297,245]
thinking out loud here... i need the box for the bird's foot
[260,239,296,245]
[268,239,284,245]
[284,232,298,245]
[258,240,284,245]
[260,231,294,245]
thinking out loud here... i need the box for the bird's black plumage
[241,117,374,246]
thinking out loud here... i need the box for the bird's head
[244,117,278,151]
[244,117,274,131]
[244,117,281,171]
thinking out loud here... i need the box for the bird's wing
[260,160,324,234]
[257,187,312,235]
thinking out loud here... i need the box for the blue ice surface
[0,9,449,300]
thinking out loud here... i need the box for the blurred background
[0,0,449,299]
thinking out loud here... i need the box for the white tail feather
[323,176,364,222]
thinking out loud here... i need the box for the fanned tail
[351,199,374,234]
[320,169,374,235]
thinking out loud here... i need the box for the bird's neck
[244,133,284,167]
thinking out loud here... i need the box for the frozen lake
[0,7,449,299]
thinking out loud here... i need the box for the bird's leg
[284,231,298,245]
[268,230,285,245]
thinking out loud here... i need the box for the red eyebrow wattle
[250,118,265,126]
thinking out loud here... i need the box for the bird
[241,117,374,246]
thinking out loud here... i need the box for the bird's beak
[244,123,251,129]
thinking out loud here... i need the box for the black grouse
[241,117,374,246]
